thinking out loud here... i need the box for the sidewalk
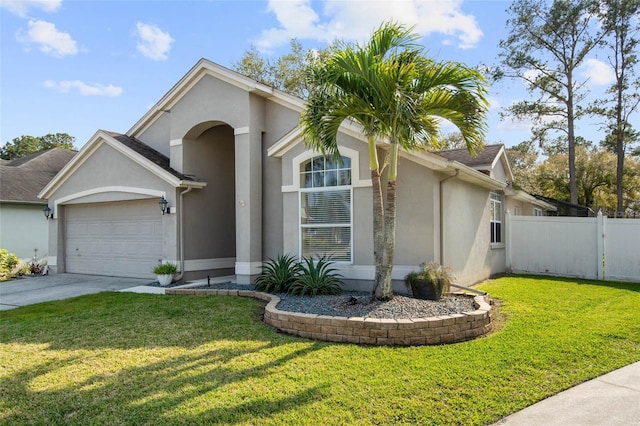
[493,361,640,425]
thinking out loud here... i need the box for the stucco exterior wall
[45,142,179,271]
[390,157,438,267]
[441,179,505,285]
[182,125,235,262]
[171,76,250,140]
[0,203,48,261]
[137,112,171,156]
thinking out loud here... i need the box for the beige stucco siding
[170,76,250,140]
[137,112,171,156]
[441,179,504,284]
[182,125,235,260]
[45,142,179,271]
[48,144,173,202]
[490,158,508,183]
[391,157,438,267]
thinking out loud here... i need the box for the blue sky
[0,0,626,150]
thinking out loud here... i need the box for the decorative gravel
[187,283,476,319]
[276,292,476,319]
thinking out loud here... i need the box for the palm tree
[301,22,488,300]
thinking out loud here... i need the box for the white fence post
[505,211,512,272]
[596,211,605,281]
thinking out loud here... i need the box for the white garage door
[65,200,163,279]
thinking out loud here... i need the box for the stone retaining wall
[166,288,493,346]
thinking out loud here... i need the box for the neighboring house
[0,148,77,260]
[39,59,553,285]
[532,194,594,217]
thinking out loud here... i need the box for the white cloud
[18,20,77,57]
[1,0,61,18]
[256,0,483,52]
[135,22,174,61]
[580,58,615,86]
[44,80,123,96]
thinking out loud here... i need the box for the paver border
[166,288,493,346]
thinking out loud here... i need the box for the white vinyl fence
[506,212,640,282]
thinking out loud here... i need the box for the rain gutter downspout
[439,168,459,265]
[173,186,193,281]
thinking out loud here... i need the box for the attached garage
[64,199,162,279]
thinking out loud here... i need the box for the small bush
[405,261,454,301]
[0,249,20,281]
[254,254,301,293]
[152,262,178,275]
[288,256,343,296]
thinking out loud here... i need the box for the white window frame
[490,191,503,245]
[533,207,543,216]
[299,155,353,263]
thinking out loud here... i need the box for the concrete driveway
[0,273,155,310]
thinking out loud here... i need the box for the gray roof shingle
[0,148,77,203]
[436,144,504,168]
[103,131,199,182]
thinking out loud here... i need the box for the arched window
[300,155,352,262]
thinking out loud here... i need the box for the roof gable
[437,144,514,183]
[38,131,205,199]
[128,58,305,139]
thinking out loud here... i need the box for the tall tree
[302,23,488,300]
[506,140,540,193]
[233,39,335,99]
[591,0,640,216]
[497,0,605,204]
[535,146,616,209]
[0,133,75,160]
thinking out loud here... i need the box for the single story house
[0,148,76,260]
[39,59,554,286]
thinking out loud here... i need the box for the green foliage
[255,255,343,296]
[152,262,177,275]
[0,133,75,160]
[0,249,20,281]
[232,39,336,99]
[301,21,488,301]
[254,254,301,293]
[288,256,343,296]
[405,261,454,300]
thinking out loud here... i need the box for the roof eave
[129,58,305,138]
[38,130,206,199]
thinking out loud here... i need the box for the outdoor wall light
[43,205,53,220]
[159,196,169,215]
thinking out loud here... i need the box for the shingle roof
[0,148,77,203]
[436,144,504,168]
[102,131,199,182]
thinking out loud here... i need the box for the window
[300,156,352,262]
[490,191,503,244]
[533,208,543,216]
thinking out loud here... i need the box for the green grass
[1,275,639,425]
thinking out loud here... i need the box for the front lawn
[1,275,639,425]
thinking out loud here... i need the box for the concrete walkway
[0,273,155,310]
[2,273,638,425]
[492,361,640,425]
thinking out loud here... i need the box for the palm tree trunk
[371,167,384,296]
[375,141,399,301]
[375,179,396,300]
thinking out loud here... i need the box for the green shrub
[0,249,20,281]
[254,254,301,293]
[405,261,454,301]
[152,262,178,275]
[288,256,343,296]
